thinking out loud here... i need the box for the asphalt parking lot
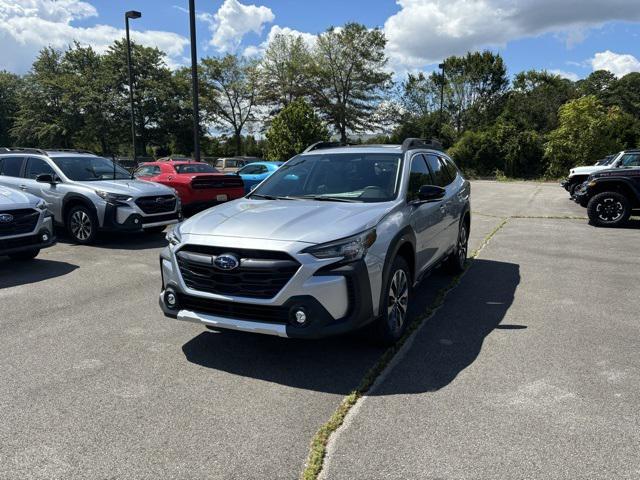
[1,181,639,479]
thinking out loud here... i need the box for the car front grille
[0,233,39,250]
[176,245,300,299]
[177,293,289,323]
[135,195,177,214]
[0,209,39,237]
[191,175,244,190]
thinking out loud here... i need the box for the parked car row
[0,148,284,249]
[561,149,640,227]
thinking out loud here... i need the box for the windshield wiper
[297,195,360,203]
[249,194,300,200]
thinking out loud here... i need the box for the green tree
[260,33,311,110]
[307,23,392,142]
[576,70,616,99]
[608,72,640,119]
[201,55,260,155]
[544,95,639,177]
[265,99,328,160]
[0,71,21,146]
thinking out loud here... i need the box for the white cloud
[0,0,189,73]
[242,25,317,57]
[205,0,274,53]
[590,50,640,77]
[384,0,640,70]
[548,69,580,81]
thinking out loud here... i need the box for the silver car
[0,148,181,244]
[0,185,56,260]
[159,139,471,344]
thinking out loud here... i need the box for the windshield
[175,163,217,174]
[251,153,402,203]
[52,156,131,181]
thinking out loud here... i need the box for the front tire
[372,256,411,345]
[587,192,631,228]
[67,205,98,244]
[8,249,40,261]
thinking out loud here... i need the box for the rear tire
[66,205,98,244]
[587,191,631,228]
[568,182,580,197]
[445,220,469,273]
[372,256,411,346]
[8,249,40,261]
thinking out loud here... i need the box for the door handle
[439,204,446,214]
[20,184,27,190]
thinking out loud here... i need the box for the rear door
[0,156,26,190]
[424,154,459,249]
[407,154,448,273]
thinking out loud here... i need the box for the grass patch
[300,218,509,480]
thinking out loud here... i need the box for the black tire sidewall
[66,205,98,244]
[587,192,631,227]
[375,255,411,344]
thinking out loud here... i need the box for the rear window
[0,156,24,177]
[175,164,217,174]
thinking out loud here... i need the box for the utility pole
[189,0,201,161]
[438,62,445,139]
[125,11,142,164]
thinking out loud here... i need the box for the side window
[620,153,640,167]
[407,154,432,202]
[25,157,56,179]
[0,156,24,177]
[425,154,451,187]
[256,165,268,174]
[151,166,161,176]
[134,166,151,177]
[441,157,459,181]
[215,159,224,168]
[240,165,258,174]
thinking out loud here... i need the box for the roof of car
[144,160,209,166]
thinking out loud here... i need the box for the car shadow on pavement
[371,258,521,395]
[56,228,168,250]
[0,258,78,289]
[182,259,520,395]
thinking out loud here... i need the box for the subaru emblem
[213,253,240,271]
[0,213,13,223]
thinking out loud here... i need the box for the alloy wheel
[70,210,92,241]
[596,197,624,222]
[387,269,409,334]
[458,224,468,265]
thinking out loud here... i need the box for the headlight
[36,199,47,211]
[96,190,132,204]
[303,229,377,262]
[166,225,182,246]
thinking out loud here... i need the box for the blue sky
[1,0,640,79]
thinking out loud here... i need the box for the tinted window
[425,154,451,187]
[0,156,24,177]
[25,157,56,179]
[239,164,261,175]
[175,163,216,174]
[134,166,158,177]
[407,155,432,202]
[253,153,401,203]
[441,157,459,180]
[52,156,130,181]
[620,153,640,167]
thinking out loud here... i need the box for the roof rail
[303,141,355,153]
[401,138,443,153]
[46,148,95,155]
[0,146,49,155]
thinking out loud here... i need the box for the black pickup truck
[574,162,640,227]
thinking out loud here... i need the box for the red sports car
[134,161,245,212]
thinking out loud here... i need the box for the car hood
[180,198,395,244]
[0,185,37,208]
[570,165,609,176]
[79,179,174,196]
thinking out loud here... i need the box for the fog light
[134,218,140,224]
[41,233,49,242]
[291,308,308,326]
[165,290,178,309]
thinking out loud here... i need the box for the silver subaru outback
[0,185,55,260]
[159,139,471,344]
[0,148,181,244]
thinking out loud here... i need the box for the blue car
[237,161,283,193]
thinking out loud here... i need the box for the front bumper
[0,216,56,256]
[102,203,181,232]
[158,243,375,339]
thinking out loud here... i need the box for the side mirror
[36,174,56,184]
[417,185,445,202]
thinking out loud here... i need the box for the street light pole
[438,62,445,139]
[125,10,142,164]
[188,0,201,162]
